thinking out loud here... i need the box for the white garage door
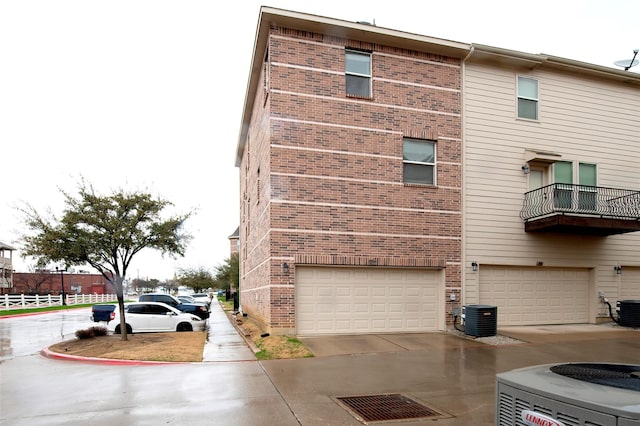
[296,267,441,335]
[621,268,640,300]
[479,267,589,326]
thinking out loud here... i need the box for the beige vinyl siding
[620,268,640,301]
[463,62,640,315]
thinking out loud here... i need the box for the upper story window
[554,161,573,185]
[553,161,598,211]
[403,138,436,185]
[345,50,371,97]
[579,163,597,187]
[517,76,538,120]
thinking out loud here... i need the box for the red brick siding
[270,204,460,236]
[12,272,113,295]
[239,27,463,333]
[271,232,459,263]
[270,175,461,211]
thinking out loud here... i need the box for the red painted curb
[40,347,187,366]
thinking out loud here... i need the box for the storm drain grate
[336,393,449,424]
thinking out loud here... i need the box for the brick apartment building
[236,7,640,336]
[236,7,467,335]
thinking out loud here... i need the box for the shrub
[75,326,108,339]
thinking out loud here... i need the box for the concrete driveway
[258,324,640,425]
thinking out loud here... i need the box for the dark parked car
[138,293,210,320]
[90,304,116,322]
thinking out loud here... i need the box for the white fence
[1,294,117,310]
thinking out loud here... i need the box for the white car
[107,302,206,334]
[190,293,212,308]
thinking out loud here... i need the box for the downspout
[459,45,474,318]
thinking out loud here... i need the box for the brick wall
[239,26,462,333]
[12,272,113,295]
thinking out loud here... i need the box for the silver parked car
[107,302,206,334]
[190,293,212,308]
[178,295,197,304]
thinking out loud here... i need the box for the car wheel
[176,323,193,332]
[114,324,133,334]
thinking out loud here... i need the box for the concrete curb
[40,347,185,365]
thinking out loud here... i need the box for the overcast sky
[1,0,638,281]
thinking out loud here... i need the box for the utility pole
[55,266,66,306]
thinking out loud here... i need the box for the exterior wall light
[471,261,478,272]
[614,265,622,275]
[521,164,530,174]
[282,262,289,273]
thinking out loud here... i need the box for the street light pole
[55,266,66,306]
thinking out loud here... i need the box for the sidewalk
[202,300,256,362]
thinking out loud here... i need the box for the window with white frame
[345,50,371,97]
[517,76,538,120]
[403,138,435,185]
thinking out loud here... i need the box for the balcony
[520,184,640,236]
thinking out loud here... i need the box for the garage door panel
[296,267,440,335]
[406,287,420,297]
[372,319,387,328]
[480,267,589,326]
[354,320,370,330]
[317,303,333,314]
[371,287,385,297]
[335,287,350,297]
[388,303,402,312]
[406,303,420,313]
[372,304,386,313]
[316,269,335,281]
[354,303,369,313]
[318,287,334,297]
[335,303,350,313]
[388,287,403,297]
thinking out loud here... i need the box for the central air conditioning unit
[496,363,640,426]
[462,305,497,337]
[618,300,640,328]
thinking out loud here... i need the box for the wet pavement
[202,302,256,362]
[270,325,640,425]
[1,302,299,426]
[1,303,639,425]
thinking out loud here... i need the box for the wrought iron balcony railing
[520,184,640,221]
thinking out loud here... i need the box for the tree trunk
[115,276,128,341]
